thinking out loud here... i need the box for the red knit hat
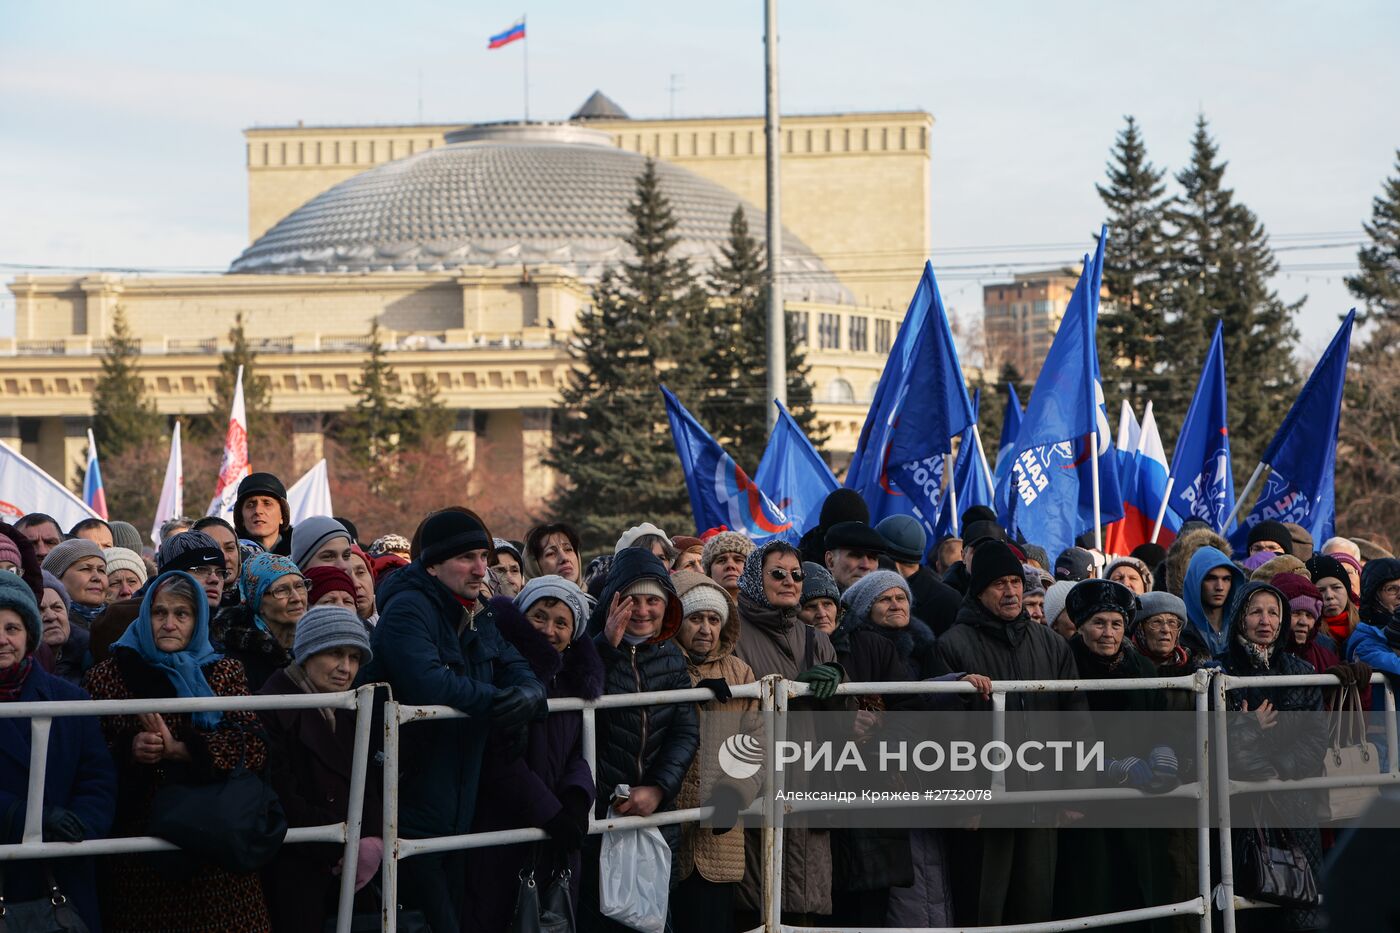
[305,565,356,605]
[1271,572,1322,619]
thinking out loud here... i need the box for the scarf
[1130,631,1190,670]
[68,601,104,629]
[737,541,789,610]
[239,552,303,634]
[284,662,336,730]
[1323,609,1351,644]
[114,570,225,729]
[1235,631,1275,669]
[1071,634,1128,674]
[0,656,34,701]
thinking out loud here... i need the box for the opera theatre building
[3,93,932,512]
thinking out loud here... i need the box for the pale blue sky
[3,0,1397,354]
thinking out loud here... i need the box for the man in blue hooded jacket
[367,508,543,933]
[1180,546,1244,658]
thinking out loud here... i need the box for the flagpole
[1223,461,1269,533]
[762,0,786,433]
[971,423,996,495]
[1090,430,1103,552]
[1149,476,1175,544]
[521,13,529,123]
[945,453,959,536]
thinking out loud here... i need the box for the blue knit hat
[514,575,590,642]
[0,572,42,650]
[292,605,372,665]
[839,569,911,627]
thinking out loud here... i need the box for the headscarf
[113,570,224,729]
[737,541,794,610]
[239,552,303,632]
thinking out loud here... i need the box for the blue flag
[1000,230,1123,557]
[993,384,1023,488]
[1230,310,1354,549]
[661,386,795,541]
[755,400,839,536]
[935,390,996,539]
[845,262,976,536]
[1167,321,1236,534]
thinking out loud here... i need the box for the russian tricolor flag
[83,429,108,520]
[1103,401,1178,553]
[488,19,525,49]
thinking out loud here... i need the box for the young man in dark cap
[233,472,293,555]
[876,514,962,635]
[823,520,890,592]
[933,539,1087,926]
[367,507,542,933]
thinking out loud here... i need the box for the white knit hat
[1042,581,1077,627]
[103,548,148,587]
[615,522,670,554]
[680,585,730,623]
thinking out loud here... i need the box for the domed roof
[229,122,851,304]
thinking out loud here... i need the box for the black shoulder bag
[509,845,575,933]
[0,865,88,933]
[1234,798,1320,909]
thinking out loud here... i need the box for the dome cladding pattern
[231,123,851,304]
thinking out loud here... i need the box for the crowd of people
[0,472,1395,932]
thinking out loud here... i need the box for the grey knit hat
[514,575,590,642]
[103,548,149,587]
[291,517,351,570]
[1134,591,1188,627]
[1042,581,1077,628]
[0,571,42,650]
[108,521,144,554]
[41,539,105,580]
[800,561,840,606]
[40,570,70,609]
[292,604,373,665]
[839,569,912,627]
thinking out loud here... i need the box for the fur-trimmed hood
[489,595,604,701]
[1164,527,1233,597]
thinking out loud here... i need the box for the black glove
[543,808,586,851]
[705,784,744,835]
[1349,661,1374,688]
[697,678,732,702]
[492,686,543,730]
[42,807,87,843]
[795,663,842,699]
[497,721,529,761]
[1324,663,1356,687]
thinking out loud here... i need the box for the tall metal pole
[763,0,785,432]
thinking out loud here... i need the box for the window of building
[848,315,869,352]
[1033,299,1051,315]
[827,378,855,404]
[875,319,892,354]
[818,313,841,350]
[788,311,810,346]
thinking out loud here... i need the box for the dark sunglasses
[768,568,805,583]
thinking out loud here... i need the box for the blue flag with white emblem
[999,229,1123,556]
[661,386,795,542]
[1167,321,1236,534]
[935,390,996,538]
[993,383,1023,489]
[755,400,839,536]
[1229,310,1354,550]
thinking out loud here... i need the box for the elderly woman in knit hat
[1105,555,1153,595]
[462,574,602,930]
[0,532,22,574]
[42,538,108,628]
[1042,580,1077,640]
[841,569,937,679]
[798,560,841,635]
[257,605,383,931]
[0,571,116,932]
[1128,591,1199,679]
[670,536,705,575]
[1022,564,1050,624]
[38,570,88,685]
[305,564,359,612]
[490,537,526,592]
[213,551,307,691]
[702,530,754,599]
[103,546,148,603]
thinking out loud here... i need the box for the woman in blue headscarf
[83,570,273,932]
[211,551,307,691]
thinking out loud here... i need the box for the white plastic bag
[598,788,671,933]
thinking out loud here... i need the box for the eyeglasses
[267,578,310,601]
[0,566,19,575]
[186,566,231,582]
[1140,618,1183,632]
[768,568,805,583]
[1382,584,1400,600]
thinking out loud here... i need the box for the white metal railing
[2,671,1393,933]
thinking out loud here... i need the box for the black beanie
[961,505,998,528]
[1306,554,1348,588]
[818,489,869,529]
[970,539,1027,597]
[963,520,1007,548]
[418,510,492,567]
[237,472,287,501]
[1131,542,1168,570]
[1247,520,1293,554]
[1065,579,1139,628]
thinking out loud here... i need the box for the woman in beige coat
[669,570,760,932]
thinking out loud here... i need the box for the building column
[291,413,326,474]
[35,417,89,492]
[0,417,20,454]
[448,409,476,471]
[521,408,554,515]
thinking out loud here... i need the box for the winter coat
[0,665,117,932]
[1054,637,1170,931]
[364,561,542,840]
[211,604,291,693]
[733,584,840,915]
[942,561,971,597]
[48,622,92,686]
[1215,581,1326,933]
[1163,527,1233,598]
[465,597,603,932]
[256,668,385,933]
[83,651,273,933]
[864,615,940,681]
[88,594,141,665]
[905,565,963,636]
[1180,546,1244,659]
[670,572,759,885]
[586,550,698,820]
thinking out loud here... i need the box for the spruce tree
[195,312,276,447]
[547,161,707,550]
[703,207,825,470]
[1161,116,1300,468]
[1346,150,1400,326]
[1096,116,1171,406]
[335,322,401,492]
[92,306,163,458]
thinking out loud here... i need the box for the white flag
[207,366,250,522]
[151,421,184,544]
[0,441,100,528]
[1115,399,1141,456]
[287,459,333,525]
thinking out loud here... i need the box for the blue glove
[1148,745,1178,778]
[1108,756,1153,789]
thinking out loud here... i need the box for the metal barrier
[0,685,379,933]
[2,671,1393,933]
